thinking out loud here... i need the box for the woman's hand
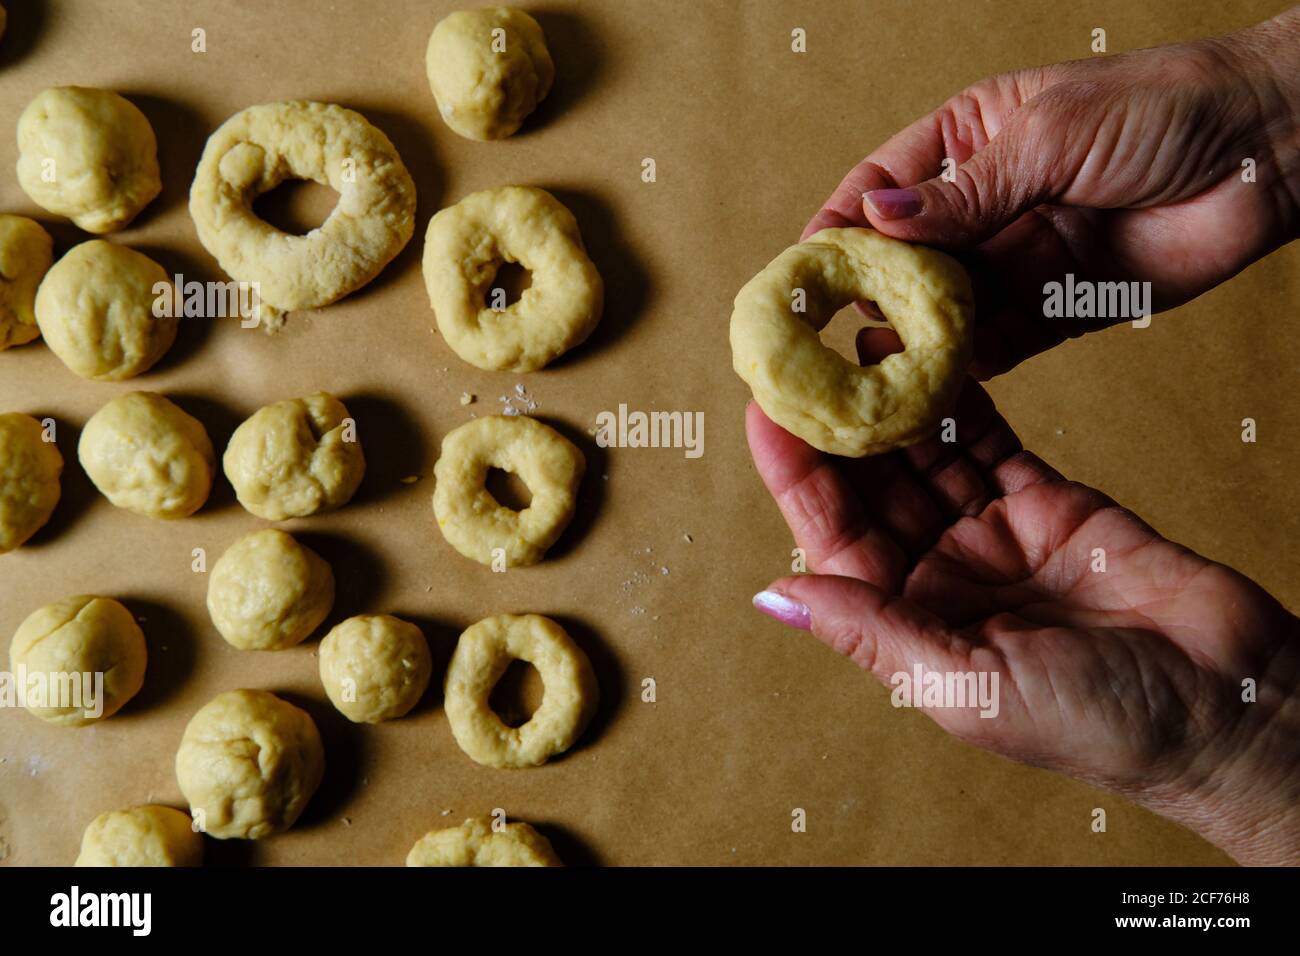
[749,328,1300,864]
[805,9,1300,378]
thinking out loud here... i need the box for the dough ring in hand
[189,101,416,328]
[444,613,597,769]
[423,185,603,371]
[407,815,561,867]
[730,227,974,457]
[432,414,584,568]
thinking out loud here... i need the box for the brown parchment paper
[1,0,1296,866]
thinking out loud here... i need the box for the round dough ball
[78,392,214,519]
[426,8,555,141]
[319,614,431,723]
[0,214,54,351]
[407,816,561,867]
[35,240,177,381]
[223,392,365,520]
[207,529,334,651]
[75,805,202,867]
[16,86,161,234]
[0,412,62,554]
[175,689,324,840]
[8,595,146,727]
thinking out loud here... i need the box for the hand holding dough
[16,87,161,234]
[730,228,973,457]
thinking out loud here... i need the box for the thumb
[862,124,1052,247]
[753,574,966,681]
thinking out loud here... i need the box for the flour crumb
[342,817,353,827]
[400,475,420,484]
[460,392,475,406]
[683,533,693,544]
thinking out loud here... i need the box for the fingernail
[865,188,923,220]
[752,590,812,630]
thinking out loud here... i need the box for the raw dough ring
[730,227,974,457]
[432,414,584,568]
[423,185,603,371]
[444,613,598,768]
[189,101,416,321]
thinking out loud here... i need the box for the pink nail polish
[865,188,923,220]
[752,590,812,630]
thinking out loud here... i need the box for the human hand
[747,328,1300,865]
[805,9,1300,378]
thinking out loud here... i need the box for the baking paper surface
[1,0,1295,865]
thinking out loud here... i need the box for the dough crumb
[460,392,475,406]
[400,475,421,484]
[683,533,694,543]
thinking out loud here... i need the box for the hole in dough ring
[422,185,603,372]
[730,227,974,457]
[432,414,585,568]
[189,101,416,317]
[444,614,598,769]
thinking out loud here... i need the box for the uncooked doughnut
[223,392,365,520]
[175,688,324,840]
[0,215,54,350]
[444,613,597,768]
[0,412,62,554]
[407,815,561,866]
[35,240,177,381]
[75,806,202,867]
[423,186,602,371]
[730,227,974,457]
[432,414,584,567]
[319,614,431,723]
[16,87,161,234]
[189,101,416,324]
[206,528,334,651]
[8,595,146,727]
[426,8,555,141]
[78,392,214,519]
